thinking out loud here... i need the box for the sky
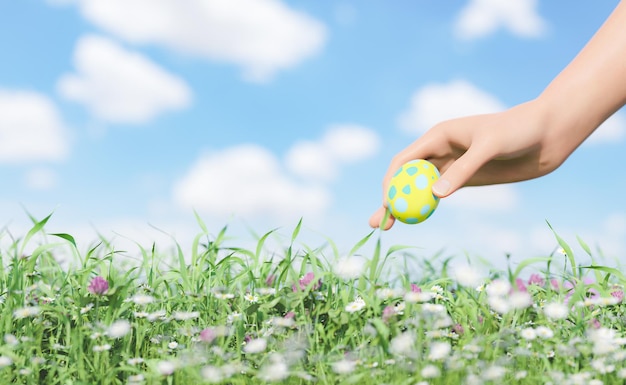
[0,0,625,272]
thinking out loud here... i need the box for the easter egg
[386,159,440,224]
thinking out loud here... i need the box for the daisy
[345,297,366,313]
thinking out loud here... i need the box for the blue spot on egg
[394,197,408,213]
[406,166,418,176]
[393,166,403,177]
[405,218,419,224]
[388,186,397,200]
[420,204,431,216]
[402,184,411,194]
[414,174,429,189]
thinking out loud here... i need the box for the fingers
[431,144,492,198]
[380,131,447,206]
[369,206,396,230]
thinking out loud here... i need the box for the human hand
[369,99,575,230]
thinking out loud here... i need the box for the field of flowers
[1,213,626,384]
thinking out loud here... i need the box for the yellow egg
[387,159,440,224]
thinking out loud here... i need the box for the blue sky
[0,0,624,270]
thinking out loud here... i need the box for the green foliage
[0,213,624,384]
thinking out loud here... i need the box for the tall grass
[0,213,625,384]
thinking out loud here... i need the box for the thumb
[432,146,490,198]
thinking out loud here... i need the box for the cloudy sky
[1,0,624,270]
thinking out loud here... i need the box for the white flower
[227,312,242,323]
[214,292,235,300]
[243,338,267,354]
[168,341,179,350]
[13,306,41,319]
[257,288,277,296]
[333,256,366,280]
[332,359,357,374]
[421,303,446,314]
[376,288,402,300]
[486,279,511,297]
[156,360,176,376]
[172,311,200,321]
[488,296,510,314]
[535,326,554,339]
[483,365,506,381]
[543,302,569,320]
[131,294,155,306]
[404,291,434,303]
[0,356,12,368]
[244,293,259,303]
[389,332,414,356]
[147,310,167,322]
[4,334,18,346]
[127,374,145,384]
[421,364,441,378]
[127,357,144,365]
[509,291,533,310]
[93,344,111,352]
[80,303,94,314]
[453,264,483,288]
[345,297,366,313]
[259,354,289,382]
[272,317,295,328]
[201,366,223,383]
[107,319,131,338]
[515,370,528,379]
[428,341,451,361]
[520,327,537,340]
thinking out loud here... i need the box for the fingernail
[432,179,450,197]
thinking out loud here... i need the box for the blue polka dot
[406,166,418,176]
[414,174,428,189]
[393,197,408,213]
[388,186,397,200]
[387,186,398,200]
[405,218,419,224]
[420,204,431,216]
[402,184,411,194]
[393,166,403,177]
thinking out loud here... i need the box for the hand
[369,99,574,230]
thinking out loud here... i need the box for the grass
[1,213,625,384]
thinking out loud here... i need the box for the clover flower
[87,276,109,295]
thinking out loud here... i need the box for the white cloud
[446,184,519,211]
[70,0,326,82]
[285,124,380,181]
[398,80,505,135]
[585,111,626,145]
[0,90,70,163]
[454,0,547,40]
[58,35,192,124]
[173,144,331,220]
[24,168,59,191]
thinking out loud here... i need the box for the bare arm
[371,1,626,230]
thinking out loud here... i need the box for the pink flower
[527,274,545,287]
[88,276,109,295]
[382,305,395,322]
[284,311,296,319]
[199,328,216,343]
[452,323,465,336]
[611,290,624,303]
[410,284,422,293]
[550,279,561,291]
[590,318,602,329]
[515,278,528,292]
[265,274,276,286]
[292,272,321,292]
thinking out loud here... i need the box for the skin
[370,1,626,230]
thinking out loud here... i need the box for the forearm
[537,1,626,152]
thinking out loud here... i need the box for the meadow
[1,213,626,385]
